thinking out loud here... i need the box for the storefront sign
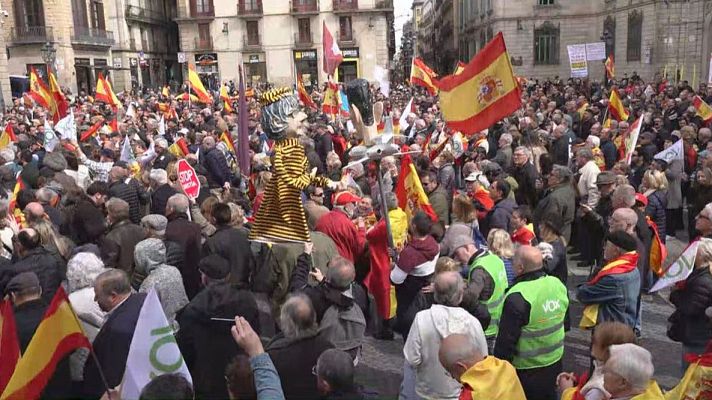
[567,44,588,78]
[195,53,218,66]
[113,57,122,68]
[177,52,186,63]
[342,48,359,58]
[294,50,317,60]
[249,55,260,63]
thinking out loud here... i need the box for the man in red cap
[315,191,366,263]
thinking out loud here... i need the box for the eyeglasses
[312,193,324,197]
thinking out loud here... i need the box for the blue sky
[394,0,413,49]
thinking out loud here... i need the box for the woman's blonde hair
[435,257,460,274]
[697,238,712,272]
[487,229,514,259]
[643,169,668,191]
[452,193,476,224]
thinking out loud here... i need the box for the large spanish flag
[0,300,19,395]
[28,68,53,111]
[322,81,340,115]
[80,119,104,142]
[297,78,317,110]
[95,73,121,109]
[608,89,629,121]
[0,124,17,149]
[410,58,438,95]
[220,131,236,154]
[435,33,521,135]
[48,69,69,124]
[693,95,712,123]
[605,54,615,79]
[167,137,190,158]
[395,154,438,222]
[1,287,90,400]
[188,63,212,103]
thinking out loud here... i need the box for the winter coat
[645,190,667,240]
[105,218,146,273]
[510,162,540,207]
[493,146,513,170]
[576,265,641,328]
[150,183,178,215]
[165,213,203,299]
[600,139,618,170]
[315,209,366,264]
[577,160,601,208]
[203,225,253,286]
[551,135,570,166]
[176,282,260,400]
[152,151,176,171]
[480,197,516,238]
[68,287,105,381]
[0,247,65,305]
[533,182,576,243]
[404,304,487,399]
[204,147,234,188]
[67,198,107,245]
[438,163,456,197]
[109,179,141,224]
[668,267,712,347]
[135,238,189,327]
[266,332,334,400]
[666,159,683,209]
[428,185,450,226]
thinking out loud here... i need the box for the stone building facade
[417,0,712,83]
[174,0,396,90]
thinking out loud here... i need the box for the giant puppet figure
[249,88,341,243]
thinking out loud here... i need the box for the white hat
[464,172,489,187]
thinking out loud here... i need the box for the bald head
[611,208,638,234]
[513,245,543,276]
[433,271,465,307]
[24,202,46,223]
[326,256,356,291]
[439,334,486,382]
[280,294,317,339]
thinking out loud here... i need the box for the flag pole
[188,64,192,110]
[376,163,396,255]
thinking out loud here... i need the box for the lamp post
[40,41,57,78]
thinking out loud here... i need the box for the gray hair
[551,165,572,182]
[35,187,58,204]
[605,344,654,392]
[499,133,513,146]
[167,193,190,214]
[697,238,712,270]
[149,169,168,185]
[106,197,130,221]
[433,271,465,307]
[612,184,636,208]
[0,147,14,163]
[384,192,398,211]
[279,293,317,339]
[67,252,106,293]
[316,349,355,390]
[326,256,355,290]
[577,148,594,161]
[95,268,132,296]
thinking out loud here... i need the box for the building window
[246,20,259,45]
[72,0,88,28]
[627,10,642,62]
[90,0,105,30]
[298,18,311,42]
[198,23,210,40]
[14,0,45,28]
[190,0,213,16]
[538,0,554,4]
[339,16,352,41]
[533,21,559,65]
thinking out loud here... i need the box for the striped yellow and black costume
[248,88,332,243]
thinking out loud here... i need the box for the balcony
[70,27,114,47]
[243,33,262,50]
[238,0,263,17]
[291,0,319,15]
[333,0,357,13]
[125,5,168,25]
[293,32,313,49]
[338,30,356,46]
[194,37,213,50]
[9,26,53,44]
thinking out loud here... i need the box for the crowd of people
[2,72,712,400]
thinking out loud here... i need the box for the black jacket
[109,179,141,224]
[645,190,667,240]
[669,267,712,347]
[105,219,146,273]
[480,197,516,239]
[153,151,176,171]
[0,247,65,305]
[551,135,569,166]
[203,147,233,188]
[165,213,203,299]
[151,183,178,216]
[83,293,146,399]
[176,282,260,400]
[600,139,618,170]
[203,225,253,286]
[267,332,335,400]
[510,162,539,207]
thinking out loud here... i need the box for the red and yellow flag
[647,216,667,277]
[223,99,234,113]
[162,85,170,97]
[410,57,438,95]
[0,124,17,148]
[177,92,200,103]
[95,73,121,109]
[167,137,190,158]
[188,63,211,103]
[693,95,712,123]
[28,68,53,111]
[608,89,629,121]
[322,81,340,115]
[453,61,466,75]
[48,69,69,124]
[1,287,90,400]
[577,101,589,118]
[395,155,438,222]
[0,300,19,395]
[220,131,236,154]
[80,119,104,142]
[435,33,521,135]
[8,177,25,211]
[297,78,317,110]
[605,54,615,79]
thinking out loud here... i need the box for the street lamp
[40,41,57,77]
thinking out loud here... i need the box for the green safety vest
[468,252,508,337]
[506,275,568,370]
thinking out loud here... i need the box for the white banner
[567,44,588,78]
[54,111,76,141]
[708,53,712,84]
[654,139,684,163]
[585,42,606,61]
[650,241,700,292]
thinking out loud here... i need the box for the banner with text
[567,44,588,78]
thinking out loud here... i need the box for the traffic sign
[177,52,186,63]
[177,159,200,200]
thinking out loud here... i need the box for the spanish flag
[410,57,438,95]
[80,119,104,142]
[394,154,438,222]
[693,95,712,123]
[48,69,69,124]
[95,73,121,109]
[297,78,317,110]
[162,85,170,98]
[608,89,629,121]
[435,33,521,135]
[220,131,236,154]
[177,92,200,103]
[605,54,615,79]
[106,118,119,133]
[647,216,667,277]
[8,177,25,212]
[219,84,230,101]
[453,61,466,75]
[28,68,53,111]
[322,81,340,115]
[167,137,190,158]
[1,287,90,400]
[579,252,638,329]
[0,300,19,394]
[223,99,234,113]
[0,124,17,148]
[188,63,212,103]
[577,101,589,118]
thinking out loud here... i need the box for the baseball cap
[635,193,648,207]
[333,191,362,206]
[5,272,40,295]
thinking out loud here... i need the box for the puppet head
[260,88,306,140]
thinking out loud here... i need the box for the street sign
[177,52,186,63]
[176,159,200,200]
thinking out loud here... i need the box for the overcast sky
[394,0,413,50]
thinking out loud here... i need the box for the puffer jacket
[645,190,667,240]
[403,304,488,399]
[109,180,141,224]
[668,267,712,347]
[480,197,516,238]
[203,147,234,188]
